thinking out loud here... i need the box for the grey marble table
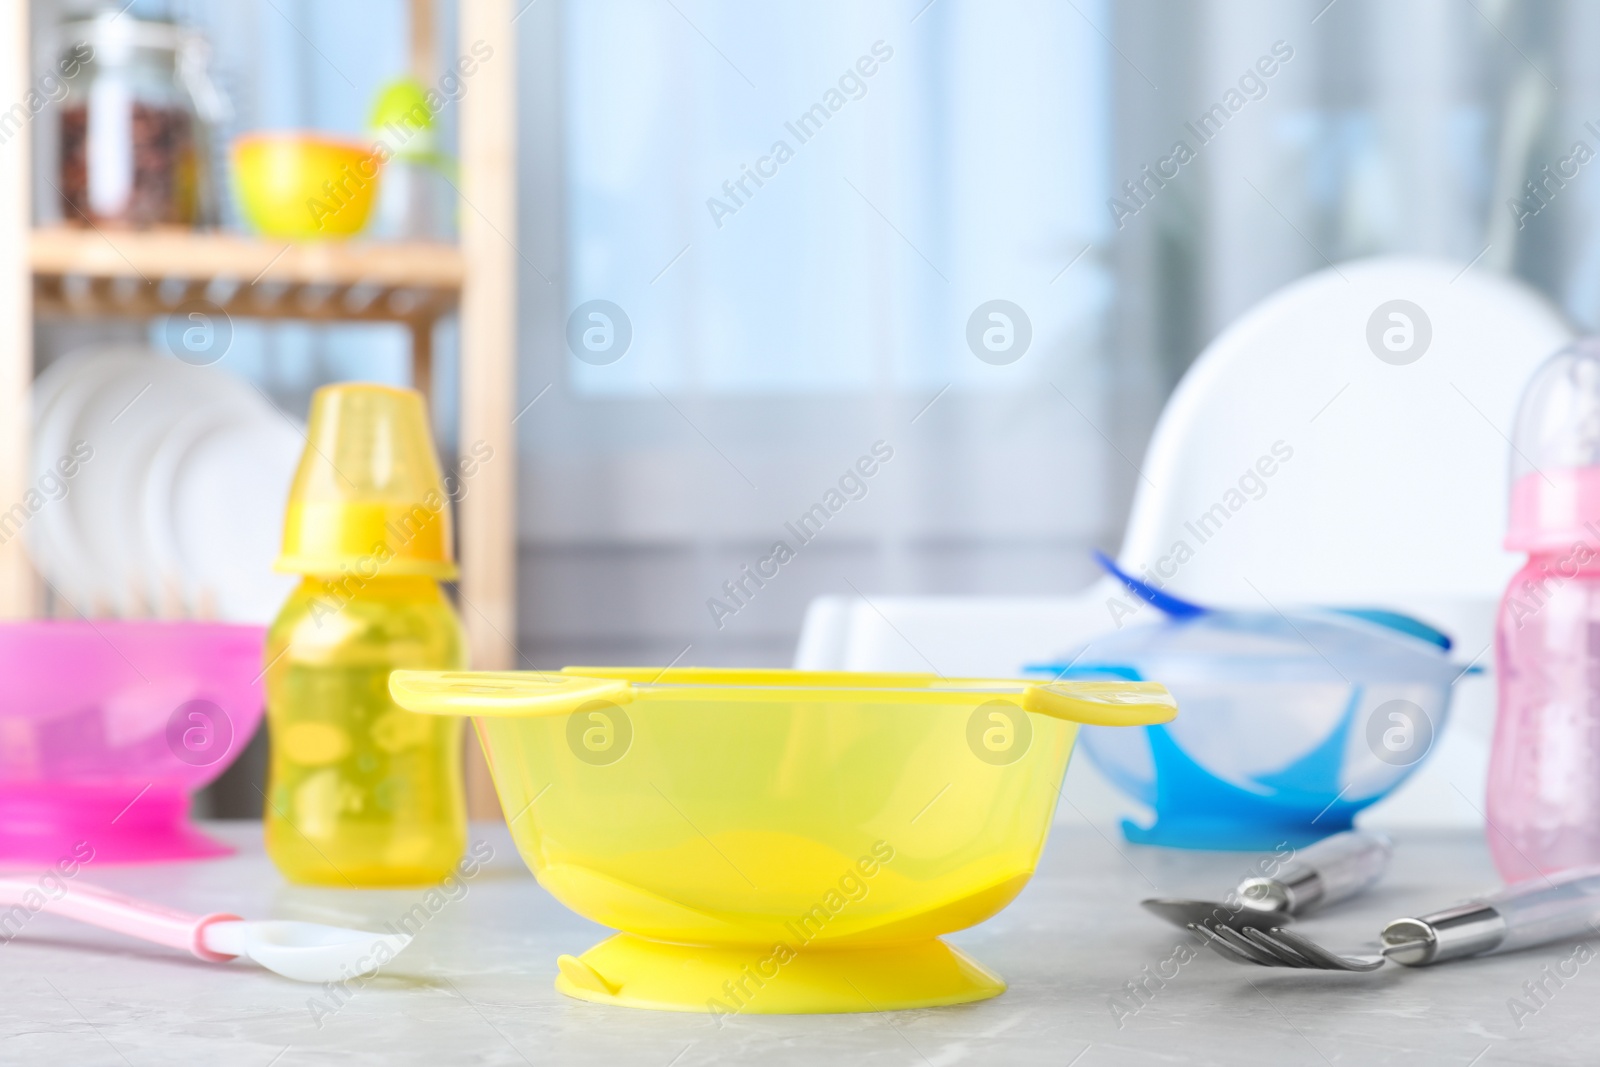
[0,820,1591,1066]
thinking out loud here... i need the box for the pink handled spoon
[0,877,412,982]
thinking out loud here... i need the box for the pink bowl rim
[0,619,265,635]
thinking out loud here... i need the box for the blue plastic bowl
[1029,609,1466,850]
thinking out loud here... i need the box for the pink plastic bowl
[0,621,265,865]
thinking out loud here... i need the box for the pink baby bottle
[1489,338,1600,881]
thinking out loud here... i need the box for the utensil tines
[1187,923,1385,971]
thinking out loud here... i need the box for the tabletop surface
[1,820,1592,1066]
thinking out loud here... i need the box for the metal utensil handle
[1246,830,1393,914]
[1486,865,1600,955]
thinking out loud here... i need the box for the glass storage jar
[57,9,226,227]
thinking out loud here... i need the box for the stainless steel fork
[1190,922,1384,970]
[1189,865,1600,971]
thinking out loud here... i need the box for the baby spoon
[0,877,411,982]
[1092,550,1455,650]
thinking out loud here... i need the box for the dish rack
[0,0,517,817]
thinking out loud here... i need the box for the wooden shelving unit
[0,0,518,815]
[29,227,466,395]
[29,225,468,289]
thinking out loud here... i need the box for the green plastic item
[369,77,439,162]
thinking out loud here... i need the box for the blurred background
[16,0,1600,807]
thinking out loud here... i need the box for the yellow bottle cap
[276,383,459,579]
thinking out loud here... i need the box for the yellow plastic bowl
[389,666,1177,1014]
[232,133,381,240]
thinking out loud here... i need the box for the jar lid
[60,12,192,57]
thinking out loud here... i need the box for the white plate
[59,359,185,614]
[71,361,259,615]
[139,404,242,616]
[28,349,151,610]
[168,412,303,622]
[32,347,301,622]
[29,350,129,592]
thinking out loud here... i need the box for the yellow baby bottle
[264,383,468,886]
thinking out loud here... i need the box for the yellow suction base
[555,934,1006,1014]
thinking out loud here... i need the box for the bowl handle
[388,670,633,717]
[1022,681,1177,727]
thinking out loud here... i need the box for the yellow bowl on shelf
[390,666,1177,1014]
[232,132,381,240]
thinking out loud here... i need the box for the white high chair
[794,257,1573,828]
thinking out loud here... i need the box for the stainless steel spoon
[1142,829,1393,933]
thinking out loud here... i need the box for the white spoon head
[213,921,413,983]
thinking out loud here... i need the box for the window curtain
[1112,0,1598,391]
[517,0,1129,667]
